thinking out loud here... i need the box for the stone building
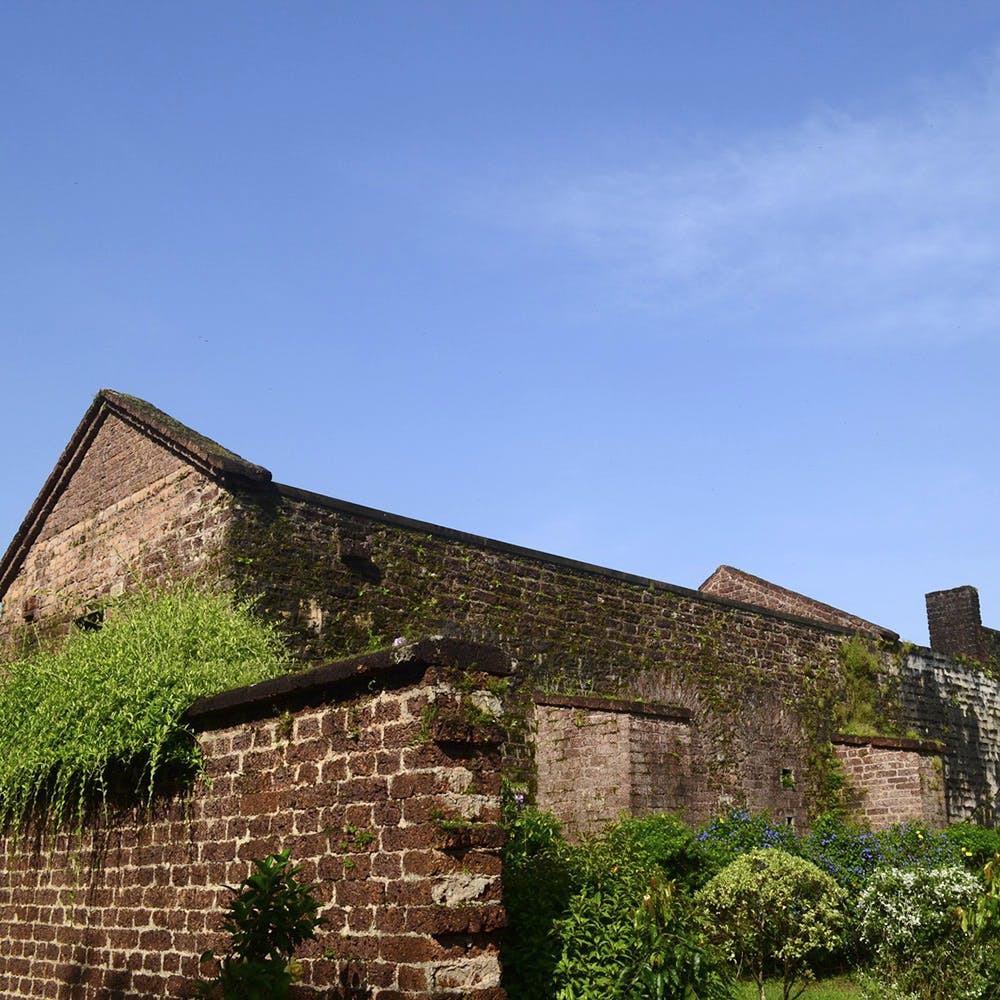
[7,388,1000,998]
[1,389,997,832]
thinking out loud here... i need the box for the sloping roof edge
[699,564,898,642]
[0,390,270,597]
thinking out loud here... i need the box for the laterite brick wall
[0,413,232,653]
[1,402,970,835]
[900,648,1000,824]
[833,735,946,828]
[229,484,859,826]
[0,640,508,1000]
[533,694,694,837]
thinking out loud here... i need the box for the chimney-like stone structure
[926,585,987,660]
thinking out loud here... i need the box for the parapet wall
[0,639,509,1000]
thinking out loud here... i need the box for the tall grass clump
[0,581,290,830]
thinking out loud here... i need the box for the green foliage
[0,582,290,829]
[500,806,1000,998]
[604,813,714,891]
[502,804,730,1000]
[732,980,860,999]
[196,851,325,1000]
[944,822,1000,870]
[616,875,733,1000]
[501,800,575,1000]
[835,636,883,736]
[957,854,1000,937]
[855,864,985,1000]
[552,861,728,1000]
[697,849,846,1000]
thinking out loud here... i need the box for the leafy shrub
[196,851,325,999]
[0,582,290,829]
[551,855,658,998]
[502,807,729,999]
[618,813,715,890]
[954,854,1000,996]
[617,875,732,1000]
[552,857,728,1000]
[696,809,798,873]
[696,849,846,1000]
[856,864,982,1000]
[501,801,575,999]
[944,822,1000,870]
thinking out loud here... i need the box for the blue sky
[3,2,1000,644]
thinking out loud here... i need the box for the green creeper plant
[696,849,846,1000]
[196,851,326,1000]
[0,581,290,829]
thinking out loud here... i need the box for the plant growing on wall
[835,635,908,737]
[196,850,325,1000]
[0,580,290,829]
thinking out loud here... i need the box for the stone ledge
[534,691,693,722]
[186,637,512,728]
[832,732,943,753]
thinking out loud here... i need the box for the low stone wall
[0,639,509,1000]
[833,734,946,828]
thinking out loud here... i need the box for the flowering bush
[876,820,961,870]
[696,849,845,1000]
[856,864,983,1000]
[801,811,882,894]
[696,809,798,873]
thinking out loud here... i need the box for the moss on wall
[218,485,897,824]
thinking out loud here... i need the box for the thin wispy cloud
[516,54,1000,346]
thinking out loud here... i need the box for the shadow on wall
[902,654,999,825]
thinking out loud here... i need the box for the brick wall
[900,647,1000,824]
[533,694,693,837]
[700,565,895,639]
[227,484,863,826]
[0,413,232,653]
[0,639,508,1000]
[924,585,1000,663]
[0,402,957,834]
[833,735,947,828]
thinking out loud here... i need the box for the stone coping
[534,690,693,721]
[832,731,943,753]
[185,636,511,727]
